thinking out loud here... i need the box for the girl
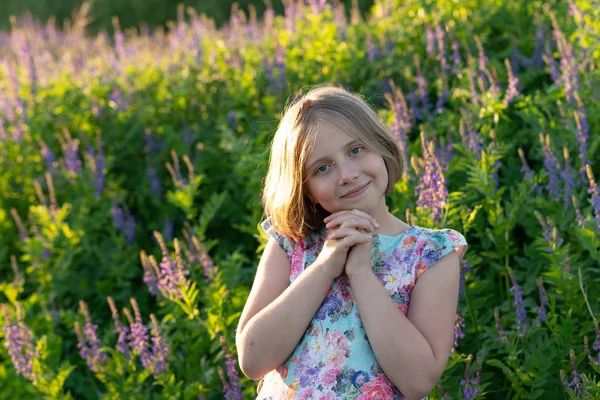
[236,85,468,400]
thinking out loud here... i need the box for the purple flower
[585,165,600,232]
[425,27,436,58]
[182,229,216,280]
[111,203,136,244]
[153,233,190,299]
[107,297,130,360]
[60,131,82,174]
[460,355,482,400]
[584,328,600,367]
[366,33,380,62]
[435,23,449,72]
[451,37,462,75]
[459,260,471,295]
[76,300,108,373]
[507,267,529,336]
[414,60,431,115]
[384,82,411,177]
[540,133,561,202]
[459,112,483,158]
[1,304,38,381]
[561,349,589,397]
[561,148,577,211]
[453,312,465,352]
[38,139,56,172]
[87,137,106,197]
[146,160,162,198]
[494,308,509,345]
[504,59,520,105]
[10,208,28,241]
[572,195,586,228]
[550,15,580,104]
[127,298,152,369]
[219,336,243,400]
[574,107,590,179]
[415,133,447,222]
[533,278,548,326]
[149,314,168,377]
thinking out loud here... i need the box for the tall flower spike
[140,250,159,296]
[585,165,600,232]
[507,267,529,336]
[504,58,520,105]
[2,303,38,381]
[149,314,168,377]
[533,277,548,326]
[571,195,586,228]
[561,148,577,211]
[219,336,243,400]
[10,208,28,241]
[153,232,190,299]
[460,354,482,400]
[77,300,108,372]
[539,133,561,202]
[494,308,509,345]
[573,107,590,179]
[128,298,151,369]
[107,297,130,360]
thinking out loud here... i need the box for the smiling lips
[342,182,370,198]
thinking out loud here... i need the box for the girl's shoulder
[260,217,323,262]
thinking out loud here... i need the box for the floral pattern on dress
[258,219,468,399]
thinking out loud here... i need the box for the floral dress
[257,218,468,400]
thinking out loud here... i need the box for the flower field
[0,0,599,398]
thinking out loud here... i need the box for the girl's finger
[323,210,349,223]
[327,227,360,240]
[326,215,376,231]
[339,233,372,248]
[344,209,379,228]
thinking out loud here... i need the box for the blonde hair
[262,84,404,242]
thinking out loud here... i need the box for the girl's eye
[315,164,330,174]
[350,146,364,155]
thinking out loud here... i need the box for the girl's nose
[338,163,359,185]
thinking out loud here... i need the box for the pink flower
[336,276,352,301]
[357,375,395,400]
[320,367,341,388]
[297,387,315,400]
[318,389,342,400]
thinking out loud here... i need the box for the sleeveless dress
[257,218,468,400]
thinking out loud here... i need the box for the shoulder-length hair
[262,84,404,242]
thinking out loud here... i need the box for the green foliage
[0,0,599,399]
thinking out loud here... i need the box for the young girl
[236,85,468,400]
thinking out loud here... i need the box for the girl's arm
[236,238,335,381]
[348,251,460,400]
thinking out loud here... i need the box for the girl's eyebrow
[305,139,361,172]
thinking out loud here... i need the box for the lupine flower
[542,50,562,87]
[38,139,56,171]
[533,277,548,326]
[384,82,411,177]
[2,303,38,381]
[504,59,519,105]
[148,314,168,377]
[517,148,534,182]
[507,267,528,336]
[474,35,499,94]
[573,104,590,180]
[365,32,380,62]
[459,112,483,158]
[165,150,194,188]
[414,58,430,115]
[107,297,130,360]
[76,300,108,372]
[59,129,82,174]
[146,159,162,198]
[415,133,447,222]
[86,136,106,197]
[453,312,465,352]
[219,336,243,400]
[435,23,448,72]
[561,148,577,211]
[111,203,136,244]
[534,211,563,252]
[10,208,28,241]
[539,133,561,202]
[585,165,600,232]
[583,328,600,367]
[494,308,509,345]
[153,233,190,298]
[550,15,580,104]
[10,255,24,287]
[425,27,436,58]
[460,355,482,400]
[140,251,161,296]
[265,42,286,94]
[451,37,462,75]
[182,227,216,279]
[572,195,586,228]
[561,349,589,398]
[127,298,152,368]
[283,0,297,33]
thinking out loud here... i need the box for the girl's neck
[369,197,410,236]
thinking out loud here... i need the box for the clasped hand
[316,209,378,279]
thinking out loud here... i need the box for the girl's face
[303,119,388,216]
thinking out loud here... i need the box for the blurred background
[0,0,375,34]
